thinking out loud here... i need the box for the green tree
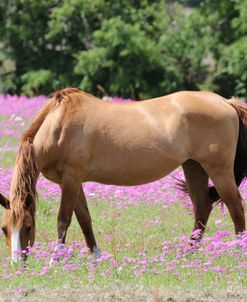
[0,0,59,94]
[75,3,210,98]
[0,0,246,99]
[218,0,247,97]
[198,0,247,98]
[75,17,164,99]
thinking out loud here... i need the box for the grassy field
[0,95,246,301]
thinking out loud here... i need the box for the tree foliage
[0,0,246,99]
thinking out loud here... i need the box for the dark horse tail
[180,98,247,203]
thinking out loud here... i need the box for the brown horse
[0,88,246,262]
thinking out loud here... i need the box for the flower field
[0,94,246,300]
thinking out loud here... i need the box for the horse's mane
[10,99,55,225]
[52,87,99,104]
[9,88,83,224]
[52,87,82,103]
[10,87,90,225]
[10,140,38,225]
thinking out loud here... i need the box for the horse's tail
[229,98,247,186]
[179,98,247,203]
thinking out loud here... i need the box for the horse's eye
[25,226,31,234]
[1,227,7,236]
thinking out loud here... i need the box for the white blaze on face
[11,227,22,262]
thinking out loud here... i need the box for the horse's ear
[0,194,10,209]
[24,193,33,209]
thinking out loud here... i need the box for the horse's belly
[86,154,181,186]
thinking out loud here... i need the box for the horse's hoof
[49,244,66,267]
[49,257,57,267]
[93,246,101,258]
[49,255,61,267]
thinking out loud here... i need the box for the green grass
[0,196,245,290]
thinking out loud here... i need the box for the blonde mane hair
[9,140,38,225]
[9,99,56,225]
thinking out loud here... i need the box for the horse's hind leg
[74,187,100,256]
[206,168,245,234]
[182,160,212,240]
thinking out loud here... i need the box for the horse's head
[0,193,35,262]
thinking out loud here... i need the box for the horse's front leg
[57,171,81,244]
[50,170,80,265]
[74,186,100,257]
